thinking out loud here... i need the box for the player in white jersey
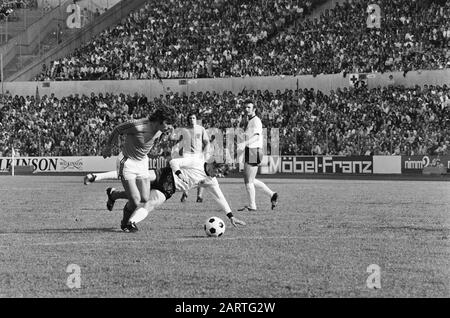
[101,106,177,232]
[105,156,246,231]
[170,113,210,203]
[237,99,278,211]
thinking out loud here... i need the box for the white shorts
[117,152,150,181]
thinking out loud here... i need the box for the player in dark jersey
[101,106,177,232]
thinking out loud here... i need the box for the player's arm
[201,128,211,161]
[169,157,199,184]
[167,126,182,142]
[169,156,202,171]
[202,180,246,227]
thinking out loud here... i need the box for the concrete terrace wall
[3,69,449,98]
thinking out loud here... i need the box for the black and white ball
[204,217,226,237]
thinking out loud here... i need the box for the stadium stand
[0,1,38,21]
[33,0,449,81]
[1,0,448,160]
[0,84,448,157]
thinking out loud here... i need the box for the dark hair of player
[243,99,255,107]
[149,106,177,125]
[212,161,230,176]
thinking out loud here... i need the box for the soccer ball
[204,217,226,237]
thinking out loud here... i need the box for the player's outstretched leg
[84,171,118,185]
[84,173,97,185]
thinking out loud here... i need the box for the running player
[237,99,278,211]
[83,127,174,185]
[101,106,176,232]
[105,156,246,232]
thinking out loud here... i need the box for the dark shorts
[151,167,176,200]
[244,147,264,166]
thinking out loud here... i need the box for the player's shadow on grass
[3,228,121,234]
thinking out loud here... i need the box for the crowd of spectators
[34,0,316,81]
[0,91,148,157]
[0,0,38,21]
[34,0,449,81]
[1,84,449,158]
[268,0,450,76]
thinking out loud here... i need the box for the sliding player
[101,106,176,231]
[106,157,246,232]
[237,99,278,211]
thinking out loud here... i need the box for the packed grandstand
[0,0,449,159]
[33,0,450,81]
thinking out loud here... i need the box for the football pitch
[0,176,449,298]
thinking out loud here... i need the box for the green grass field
[0,176,449,298]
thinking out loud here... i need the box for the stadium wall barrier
[3,155,448,175]
[0,156,168,173]
[372,156,401,174]
[259,155,450,175]
[0,156,115,173]
[259,156,375,174]
[4,69,450,97]
[422,166,447,175]
[259,155,405,174]
[401,155,450,174]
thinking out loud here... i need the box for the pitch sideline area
[0,176,448,298]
